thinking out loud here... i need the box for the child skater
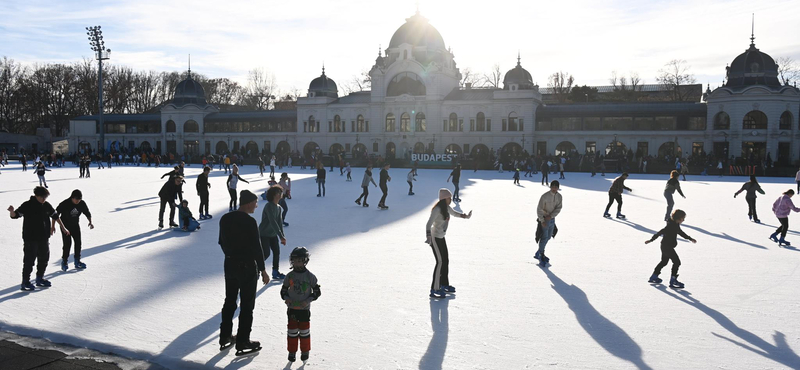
[346,162,352,182]
[645,209,696,288]
[407,168,417,195]
[425,188,472,299]
[770,189,800,246]
[513,167,521,185]
[281,247,321,363]
[178,200,201,231]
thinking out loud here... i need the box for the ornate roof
[388,12,446,51]
[308,66,338,98]
[172,73,208,107]
[725,34,781,88]
[503,55,534,90]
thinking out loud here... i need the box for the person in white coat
[425,188,472,299]
[535,180,562,266]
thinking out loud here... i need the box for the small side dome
[172,73,208,106]
[308,66,338,98]
[503,55,534,90]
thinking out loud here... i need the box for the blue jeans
[664,191,674,220]
[453,181,460,199]
[537,219,556,255]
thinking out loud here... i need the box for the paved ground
[0,332,166,370]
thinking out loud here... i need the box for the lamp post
[227,135,231,154]
[86,26,110,153]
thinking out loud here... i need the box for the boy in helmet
[281,247,321,363]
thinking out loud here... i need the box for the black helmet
[290,247,310,265]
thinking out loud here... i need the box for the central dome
[172,73,208,107]
[388,12,446,51]
[725,39,781,88]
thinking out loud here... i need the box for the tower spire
[322,63,325,76]
[750,13,755,46]
[188,54,192,78]
[517,51,521,67]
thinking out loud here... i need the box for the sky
[1,0,799,95]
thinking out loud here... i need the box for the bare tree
[609,70,618,89]
[241,68,277,110]
[0,57,28,133]
[460,67,479,87]
[204,78,244,106]
[481,64,502,88]
[777,56,799,85]
[547,71,574,103]
[629,72,642,91]
[656,59,696,101]
[342,69,372,95]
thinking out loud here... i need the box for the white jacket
[426,205,463,239]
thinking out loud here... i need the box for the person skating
[34,162,50,188]
[446,164,462,202]
[795,168,800,193]
[513,167,520,185]
[664,170,686,221]
[260,185,287,279]
[281,247,321,363]
[258,156,265,177]
[279,172,292,200]
[227,165,249,211]
[645,209,696,289]
[178,200,201,231]
[770,189,800,246]
[197,166,212,219]
[535,181,562,266]
[316,162,326,197]
[425,188,472,298]
[355,166,377,207]
[378,163,391,209]
[56,190,94,271]
[218,190,269,355]
[8,186,67,291]
[604,172,632,219]
[541,161,549,186]
[270,155,276,178]
[158,175,183,229]
[407,168,417,195]
[734,175,765,223]
[345,162,352,181]
[559,157,566,179]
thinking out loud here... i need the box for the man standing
[8,186,67,291]
[218,190,269,355]
[535,181,562,266]
[604,172,632,219]
[197,166,212,219]
[446,164,462,202]
[378,163,391,209]
[56,189,94,271]
[158,175,183,229]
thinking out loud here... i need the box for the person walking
[604,172,632,219]
[425,188,472,299]
[56,190,94,271]
[355,166,377,207]
[197,166,212,219]
[260,185,287,280]
[446,164,462,202]
[534,181,562,266]
[218,190,269,355]
[227,165,249,211]
[407,168,417,195]
[378,163,391,209]
[645,209,696,289]
[158,175,183,229]
[664,170,686,221]
[8,186,67,291]
[316,162,326,197]
[769,189,800,246]
[734,175,765,223]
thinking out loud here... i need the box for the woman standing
[664,170,686,221]
[270,155,276,178]
[316,162,326,197]
[355,166,377,207]
[734,175,765,223]
[425,188,472,299]
[770,189,800,246]
[35,162,50,188]
[226,164,249,211]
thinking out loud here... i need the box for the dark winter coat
[11,196,58,241]
[196,173,210,194]
[56,198,91,229]
[648,220,692,249]
[159,179,180,200]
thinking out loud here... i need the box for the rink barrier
[729,165,756,175]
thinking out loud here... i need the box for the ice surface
[1,163,799,369]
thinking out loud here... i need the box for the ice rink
[0,162,798,369]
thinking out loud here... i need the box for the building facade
[69,11,800,165]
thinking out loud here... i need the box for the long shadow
[608,218,660,236]
[753,222,800,237]
[655,286,800,368]
[418,298,449,370]
[109,201,160,213]
[681,224,767,250]
[122,196,159,204]
[542,268,653,370]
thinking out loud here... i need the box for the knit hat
[240,189,258,205]
[438,188,452,200]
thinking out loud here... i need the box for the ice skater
[541,160,549,186]
[281,247,321,363]
[279,172,292,200]
[178,200,201,231]
[425,188,472,299]
[407,168,417,195]
[8,186,67,291]
[158,175,183,229]
[513,167,520,185]
[535,181,562,266]
[664,170,686,221]
[258,156,265,177]
[270,155,276,178]
[378,163,391,209]
[770,189,800,246]
[260,185,287,279]
[345,163,352,181]
[316,162,326,197]
[56,190,94,271]
[646,209,696,289]
[227,165,249,211]
[218,190,269,355]
[197,166,212,220]
[734,175,764,223]
[446,164,462,202]
[795,168,800,193]
[35,162,50,188]
[604,172,632,219]
[355,166,377,207]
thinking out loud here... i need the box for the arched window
[445,144,462,155]
[387,72,426,96]
[386,142,396,158]
[508,112,518,131]
[216,141,229,154]
[352,143,367,157]
[657,142,676,158]
[140,141,152,153]
[555,141,576,156]
[713,112,730,130]
[476,112,486,131]
[780,111,793,130]
[414,142,426,154]
[471,144,490,159]
[415,112,426,132]
[245,141,258,156]
[385,113,396,132]
[333,115,343,132]
[184,120,199,133]
[307,115,318,133]
[501,142,523,158]
[303,142,319,158]
[743,110,767,130]
[448,113,458,132]
[400,113,411,132]
[166,120,176,132]
[330,143,344,155]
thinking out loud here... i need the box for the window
[555,141,576,156]
[459,119,464,131]
[166,120,176,132]
[502,119,507,131]
[584,117,602,130]
[373,142,379,152]
[692,142,704,156]
[780,111,793,130]
[387,72,426,96]
[508,112,518,131]
[356,115,367,132]
[603,117,633,131]
[385,113,396,132]
[655,116,677,130]
[443,119,448,132]
[519,118,524,131]
[334,115,344,132]
[463,144,470,154]
[445,144,461,155]
[476,112,486,131]
[713,112,730,130]
[415,112,426,132]
[552,117,581,131]
[184,120,199,133]
[634,117,654,130]
[687,117,706,130]
[486,119,491,131]
[637,142,649,156]
[469,119,475,131]
[585,141,596,154]
[743,111,767,130]
[308,115,319,132]
[448,113,458,132]
[537,141,547,156]
[400,113,411,132]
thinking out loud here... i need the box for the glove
[733,193,737,198]
[425,235,432,245]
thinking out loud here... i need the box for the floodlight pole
[87,26,111,154]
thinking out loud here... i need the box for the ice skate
[603,213,611,218]
[272,269,285,279]
[219,335,236,350]
[288,352,297,362]
[779,238,791,247]
[301,352,309,361]
[753,218,761,223]
[616,213,626,219]
[769,233,779,243]
[199,214,207,220]
[169,222,179,228]
[429,289,446,299]
[234,340,261,356]
[205,214,213,219]
[442,285,456,293]
[20,281,35,291]
[648,274,662,284]
[75,259,86,269]
[534,251,540,260]
[355,199,361,205]
[61,259,68,272]
[669,275,684,289]
[158,222,164,230]
[35,277,51,287]
[283,221,289,227]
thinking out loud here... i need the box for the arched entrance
[502,142,523,158]
[657,142,675,159]
[445,144,461,155]
[79,141,92,154]
[330,143,344,156]
[245,141,258,157]
[139,141,151,153]
[414,142,426,154]
[555,141,576,156]
[399,142,410,159]
[304,142,319,159]
[606,141,627,156]
[216,141,229,154]
[471,144,489,159]
[276,141,290,157]
[385,142,396,159]
[352,143,367,158]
